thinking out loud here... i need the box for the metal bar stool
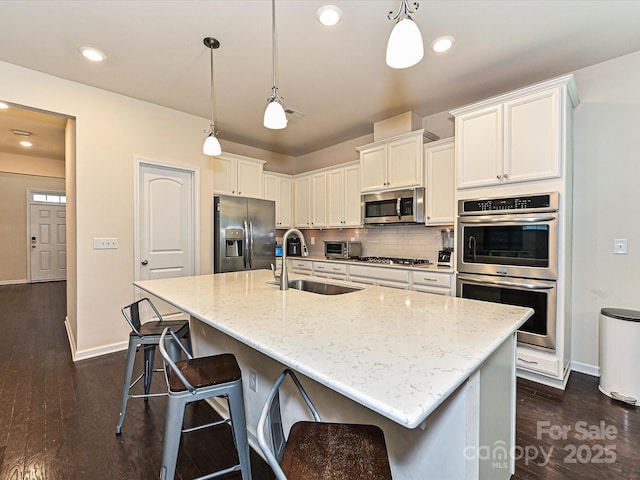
[257,369,393,480]
[115,297,190,435]
[158,327,252,480]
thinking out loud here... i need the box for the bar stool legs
[158,328,252,480]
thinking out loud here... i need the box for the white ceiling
[1,0,640,159]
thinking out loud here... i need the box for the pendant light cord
[271,0,277,91]
[210,43,215,129]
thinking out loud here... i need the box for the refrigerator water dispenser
[224,228,243,257]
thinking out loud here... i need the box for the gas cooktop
[356,256,432,266]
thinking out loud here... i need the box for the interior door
[29,204,66,282]
[137,162,196,282]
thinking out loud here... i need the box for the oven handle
[459,216,556,224]
[457,275,555,290]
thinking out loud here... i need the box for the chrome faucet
[279,229,309,290]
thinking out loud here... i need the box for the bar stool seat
[115,298,190,435]
[258,369,393,480]
[158,327,252,480]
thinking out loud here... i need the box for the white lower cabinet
[516,347,560,378]
[313,261,347,280]
[411,270,453,296]
[288,258,313,275]
[348,264,410,290]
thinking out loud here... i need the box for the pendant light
[264,0,287,130]
[386,0,424,69]
[203,37,222,156]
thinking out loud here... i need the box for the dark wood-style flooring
[1,281,638,479]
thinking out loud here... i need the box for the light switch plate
[614,238,628,254]
[94,237,118,249]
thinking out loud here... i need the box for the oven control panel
[459,192,558,214]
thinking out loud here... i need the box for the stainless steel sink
[268,279,362,295]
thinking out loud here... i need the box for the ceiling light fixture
[386,0,424,69]
[316,5,343,27]
[202,37,222,156]
[264,0,287,130]
[431,35,455,53]
[78,46,107,62]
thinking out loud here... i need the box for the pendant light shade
[264,91,287,130]
[203,133,222,156]
[386,1,424,69]
[264,0,288,130]
[203,37,222,156]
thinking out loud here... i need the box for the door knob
[141,259,149,265]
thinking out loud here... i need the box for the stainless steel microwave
[361,187,425,225]
[324,241,362,259]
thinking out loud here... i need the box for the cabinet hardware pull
[517,357,538,365]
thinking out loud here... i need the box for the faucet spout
[280,229,309,291]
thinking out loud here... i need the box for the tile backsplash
[277,225,452,263]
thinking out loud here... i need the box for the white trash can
[599,307,640,405]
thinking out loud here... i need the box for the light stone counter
[135,269,530,429]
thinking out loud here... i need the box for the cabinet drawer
[313,262,347,275]
[516,350,559,377]
[289,259,312,271]
[412,271,452,288]
[348,264,409,283]
[413,285,451,296]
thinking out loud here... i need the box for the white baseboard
[65,317,127,361]
[0,279,28,285]
[570,360,600,377]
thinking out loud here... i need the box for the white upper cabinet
[452,75,578,190]
[310,172,327,228]
[294,175,311,228]
[424,138,455,225]
[264,172,293,228]
[358,130,424,192]
[327,163,361,227]
[213,153,264,198]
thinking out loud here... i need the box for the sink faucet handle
[271,263,281,280]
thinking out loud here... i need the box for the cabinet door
[360,145,387,192]
[294,175,311,228]
[387,134,423,189]
[343,164,362,226]
[310,172,327,228]
[213,156,237,195]
[425,140,455,225]
[456,105,503,189]
[277,176,293,228]
[236,158,263,198]
[327,168,345,227]
[504,88,561,183]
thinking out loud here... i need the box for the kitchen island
[135,270,532,479]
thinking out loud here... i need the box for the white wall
[0,60,290,358]
[570,51,640,373]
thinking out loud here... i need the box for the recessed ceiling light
[431,36,455,53]
[316,5,342,26]
[0,102,9,109]
[78,46,107,62]
[20,140,33,147]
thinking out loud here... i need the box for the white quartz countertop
[135,270,531,429]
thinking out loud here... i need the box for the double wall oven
[456,192,559,351]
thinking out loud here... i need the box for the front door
[137,161,197,283]
[29,204,66,282]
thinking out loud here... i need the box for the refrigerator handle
[248,219,255,270]
[243,219,249,270]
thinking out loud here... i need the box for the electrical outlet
[614,238,628,254]
[93,237,118,249]
[310,237,315,245]
[249,370,257,392]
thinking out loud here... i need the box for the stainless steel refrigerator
[214,195,276,273]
